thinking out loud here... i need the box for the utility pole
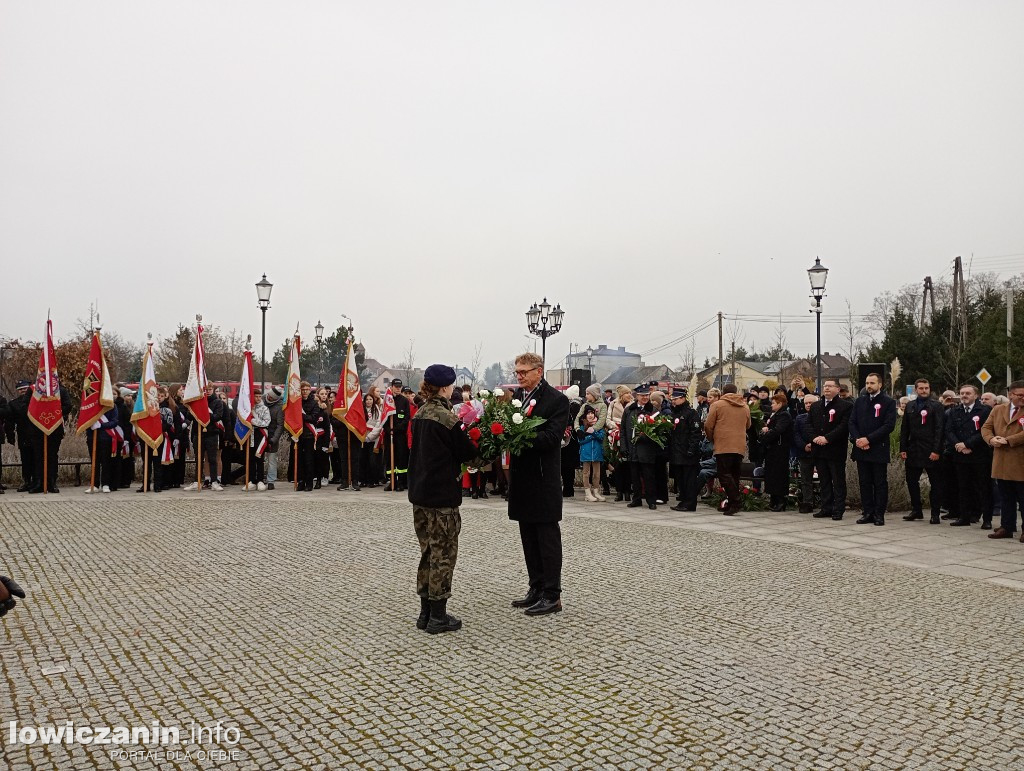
[717,311,724,389]
[920,276,934,328]
[1008,285,1015,387]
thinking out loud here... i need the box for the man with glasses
[944,384,992,528]
[507,353,570,616]
[982,381,1024,540]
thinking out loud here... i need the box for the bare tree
[468,341,483,386]
[839,299,868,365]
[677,338,697,379]
[396,339,416,384]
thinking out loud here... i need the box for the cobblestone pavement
[2,486,1024,770]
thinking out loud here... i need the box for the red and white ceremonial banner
[234,348,254,447]
[375,387,397,450]
[76,331,114,434]
[27,319,64,435]
[283,333,304,439]
[131,341,164,450]
[332,340,368,442]
[182,320,211,426]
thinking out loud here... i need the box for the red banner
[28,320,64,435]
[76,332,114,434]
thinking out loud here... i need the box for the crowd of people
[0,377,425,495]
[542,374,1022,543]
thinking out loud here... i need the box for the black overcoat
[808,397,853,462]
[899,397,944,467]
[848,392,898,464]
[508,380,570,523]
[668,403,701,466]
[944,401,992,465]
[761,408,793,496]
[622,401,659,464]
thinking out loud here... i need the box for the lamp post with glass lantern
[255,275,273,389]
[315,320,325,387]
[526,298,564,363]
[807,257,829,393]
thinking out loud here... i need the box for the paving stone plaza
[2,488,1024,770]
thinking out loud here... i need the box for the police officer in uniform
[5,381,36,491]
[407,364,483,634]
[384,378,411,491]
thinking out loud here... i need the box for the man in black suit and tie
[809,378,854,520]
[508,353,570,616]
[849,372,898,525]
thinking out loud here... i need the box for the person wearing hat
[668,387,701,511]
[407,364,484,634]
[263,385,284,490]
[383,378,412,491]
[621,385,659,510]
[115,386,137,490]
[2,381,37,491]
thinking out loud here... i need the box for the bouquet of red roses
[632,413,672,449]
[471,388,547,460]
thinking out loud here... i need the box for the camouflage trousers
[413,506,462,601]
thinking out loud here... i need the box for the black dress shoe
[50,487,59,494]
[812,511,832,518]
[930,515,941,524]
[670,504,696,512]
[940,513,957,520]
[478,490,488,499]
[856,515,875,525]
[903,512,924,521]
[511,588,542,608]
[352,484,361,491]
[831,515,843,521]
[28,487,43,494]
[614,493,624,502]
[873,517,885,526]
[648,503,657,510]
[16,484,31,492]
[267,483,275,490]
[471,492,478,499]
[524,597,562,616]
[626,500,642,508]
[980,521,992,530]
[769,504,786,512]
[950,519,972,527]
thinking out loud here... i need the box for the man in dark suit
[944,384,992,528]
[809,378,854,520]
[508,353,570,616]
[900,378,945,524]
[849,372,898,525]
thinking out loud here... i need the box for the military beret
[423,364,456,387]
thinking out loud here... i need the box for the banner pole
[143,445,149,493]
[90,431,98,491]
[197,425,203,492]
[245,435,250,491]
[43,434,49,494]
[389,416,395,491]
[293,441,298,491]
[347,433,352,488]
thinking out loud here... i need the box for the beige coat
[982,403,1024,481]
[607,398,629,434]
[703,393,752,456]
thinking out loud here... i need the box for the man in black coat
[668,388,701,511]
[943,384,992,527]
[508,353,570,616]
[809,378,854,520]
[900,378,945,524]
[28,384,73,493]
[3,381,35,491]
[622,386,658,509]
[848,372,898,525]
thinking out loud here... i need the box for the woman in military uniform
[407,364,484,635]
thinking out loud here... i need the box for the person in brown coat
[981,380,1024,541]
[703,383,751,515]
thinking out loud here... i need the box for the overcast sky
[2,1,1022,374]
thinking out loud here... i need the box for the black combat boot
[426,599,462,634]
[416,597,430,630]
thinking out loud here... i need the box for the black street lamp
[315,319,325,386]
[255,274,273,388]
[807,257,829,393]
[526,297,564,362]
